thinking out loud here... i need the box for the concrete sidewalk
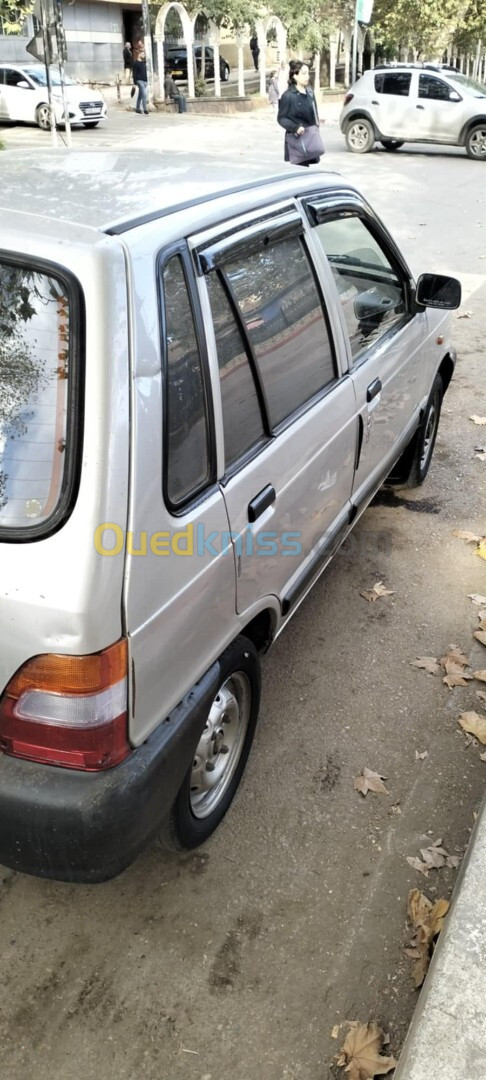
[395,795,486,1080]
[95,82,343,123]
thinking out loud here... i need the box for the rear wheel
[35,103,52,131]
[221,64,230,82]
[465,124,486,160]
[160,636,261,851]
[345,118,375,153]
[381,138,404,151]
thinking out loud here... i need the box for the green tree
[0,0,34,33]
[372,0,465,56]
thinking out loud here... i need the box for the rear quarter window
[0,259,81,535]
[374,72,412,96]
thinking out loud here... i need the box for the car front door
[415,73,465,141]
[372,70,414,138]
[193,210,358,617]
[306,199,428,506]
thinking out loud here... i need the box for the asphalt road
[0,108,485,1080]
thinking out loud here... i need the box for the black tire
[160,635,261,851]
[465,124,486,160]
[345,117,375,153]
[381,139,404,151]
[36,103,52,131]
[390,374,444,488]
[221,64,230,82]
[82,121,99,128]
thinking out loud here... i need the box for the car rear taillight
[0,639,130,771]
[343,93,354,105]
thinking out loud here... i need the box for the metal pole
[140,0,154,105]
[57,62,72,146]
[39,0,58,146]
[352,0,359,86]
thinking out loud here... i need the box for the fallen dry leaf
[336,1021,397,1079]
[475,542,486,562]
[407,855,430,877]
[354,768,390,797]
[475,453,486,461]
[477,618,486,631]
[459,711,486,744]
[470,414,486,424]
[360,581,395,603]
[456,311,473,319]
[443,645,469,666]
[473,670,486,682]
[407,839,458,877]
[415,750,428,760]
[440,647,472,689]
[452,529,482,543]
[406,889,450,987]
[480,751,486,762]
[468,593,486,605]
[411,656,440,675]
[474,630,486,646]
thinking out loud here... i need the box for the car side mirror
[416,273,461,310]
[17,80,32,90]
[449,90,461,101]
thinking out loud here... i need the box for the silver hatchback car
[340,64,486,158]
[0,151,461,882]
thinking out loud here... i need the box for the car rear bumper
[0,662,220,883]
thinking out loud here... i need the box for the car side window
[312,215,407,361]
[162,253,211,506]
[206,273,265,470]
[4,69,25,87]
[374,72,411,96]
[419,74,454,101]
[223,235,335,429]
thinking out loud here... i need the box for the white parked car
[0,63,107,130]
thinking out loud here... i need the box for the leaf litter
[411,645,473,689]
[405,889,450,987]
[360,581,395,603]
[354,768,389,797]
[406,838,460,877]
[336,1021,397,1079]
[458,711,486,744]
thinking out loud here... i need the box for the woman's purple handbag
[286,124,325,164]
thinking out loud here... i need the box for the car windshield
[23,67,77,87]
[449,73,486,95]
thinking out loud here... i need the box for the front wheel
[345,118,375,153]
[160,636,261,851]
[381,139,404,151]
[36,103,53,131]
[390,374,444,488]
[221,65,230,82]
[465,124,486,160]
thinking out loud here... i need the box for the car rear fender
[458,115,486,145]
[341,109,382,140]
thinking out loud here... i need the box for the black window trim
[157,240,217,516]
[195,208,303,274]
[0,249,85,544]
[205,224,339,477]
[303,196,415,369]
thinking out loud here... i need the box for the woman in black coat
[277,60,322,165]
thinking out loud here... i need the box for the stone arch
[255,14,287,96]
[191,10,223,96]
[155,2,196,98]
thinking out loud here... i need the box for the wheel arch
[459,116,486,145]
[342,110,381,139]
[241,608,277,653]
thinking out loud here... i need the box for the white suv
[340,64,486,159]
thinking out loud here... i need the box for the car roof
[0,149,349,234]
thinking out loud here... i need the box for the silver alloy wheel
[189,672,251,819]
[347,121,372,151]
[469,128,486,158]
[36,104,52,131]
[419,400,438,471]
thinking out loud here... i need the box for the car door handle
[248,484,276,523]
[366,378,382,403]
[371,100,380,105]
[416,105,425,110]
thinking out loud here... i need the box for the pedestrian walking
[132,51,148,115]
[277,59,325,166]
[164,70,187,114]
[268,69,279,113]
[123,42,133,84]
[249,35,260,72]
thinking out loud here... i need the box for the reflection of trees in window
[0,265,66,515]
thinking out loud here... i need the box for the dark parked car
[167,45,230,83]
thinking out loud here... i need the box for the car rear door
[372,70,414,138]
[305,195,429,507]
[192,206,358,618]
